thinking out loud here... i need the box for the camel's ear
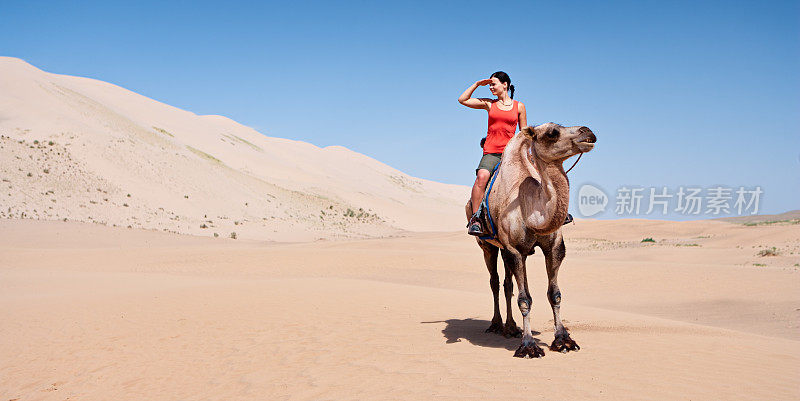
[521,126,536,139]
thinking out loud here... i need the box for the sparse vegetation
[743,219,800,226]
[200,223,208,229]
[222,134,263,152]
[757,247,780,257]
[230,232,237,239]
[389,174,423,192]
[641,238,655,243]
[153,126,174,137]
[213,233,219,237]
[676,243,700,247]
[753,263,766,267]
[186,145,223,164]
[341,207,380,222]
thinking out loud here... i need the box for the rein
[564,152,583,174]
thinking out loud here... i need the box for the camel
[465,122,596,358]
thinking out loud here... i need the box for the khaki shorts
[476,153,502,175]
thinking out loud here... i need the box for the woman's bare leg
[471,169,491,214]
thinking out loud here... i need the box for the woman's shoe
[467,214,484,236]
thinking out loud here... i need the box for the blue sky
[1,0,797,219]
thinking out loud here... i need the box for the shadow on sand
[421,318,545,351]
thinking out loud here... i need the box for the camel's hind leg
[481,242,504,334]
[502,248,545,358]
[502,265,522,337]
[541,232,580,353]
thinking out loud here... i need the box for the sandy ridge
[0,57,469,242]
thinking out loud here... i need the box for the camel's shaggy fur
[466,123,596,358]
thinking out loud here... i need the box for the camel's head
[521,123,596,163]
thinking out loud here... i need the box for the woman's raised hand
[459,79,493,110]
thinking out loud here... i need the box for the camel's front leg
[502,248,545,358]
[543,233,580,353]
[481,243,503,334]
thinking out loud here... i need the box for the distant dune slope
[0,57,468,241]
[713,210,800,224]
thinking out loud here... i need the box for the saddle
[477,162,502,247]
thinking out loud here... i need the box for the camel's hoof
[550,336,580,353]
[485,321,504,334]
[503,324,522,338]
[513,342,545,358]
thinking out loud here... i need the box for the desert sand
[1,217,798,400]
[1,57,798,400]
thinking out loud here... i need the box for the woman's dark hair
[490,71,514,99]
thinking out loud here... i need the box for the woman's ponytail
[509,84,515,99]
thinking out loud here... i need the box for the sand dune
[0,57,468,241]
[1,56,798,400]
[1,218,797,400]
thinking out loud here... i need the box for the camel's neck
[526,154,570,233]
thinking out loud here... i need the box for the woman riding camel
[459,71,571,236]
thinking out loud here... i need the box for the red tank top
[484,100,518,154]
